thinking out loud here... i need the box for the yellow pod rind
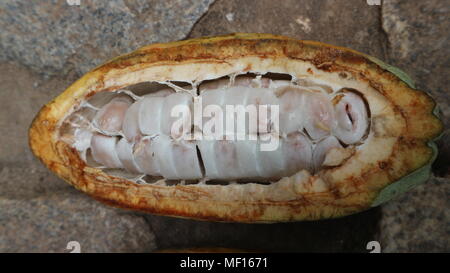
[29,33,443,222]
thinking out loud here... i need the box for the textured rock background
[0,0,214,76]
[0,0,448,252]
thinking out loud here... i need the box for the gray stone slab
[188,0,388,59]
[379,0,450,252]
[145,208,381,253]
[379,177,450,252]
[0,192,157,253]
[0,0,214,76]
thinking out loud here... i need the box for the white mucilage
[63,75,370,183]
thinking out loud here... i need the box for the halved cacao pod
[29,33,442,222]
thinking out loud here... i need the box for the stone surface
[382,0,450,178]
[0,63,74,200]
[382,0,449,94]
[0,61,76,198]
[146,208,381,253]
[0,160,74,200]
[0,62,76,165]
[0,0,214,77]
[434,131,450,178]
[0,193,157,253]
[379,177,450,252]
[379,0,450,253]
[189,0,388,59]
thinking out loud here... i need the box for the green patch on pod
[368,56,441,207]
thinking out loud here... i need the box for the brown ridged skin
[29,33,442,222]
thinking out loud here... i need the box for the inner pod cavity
[59,73,370,185]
